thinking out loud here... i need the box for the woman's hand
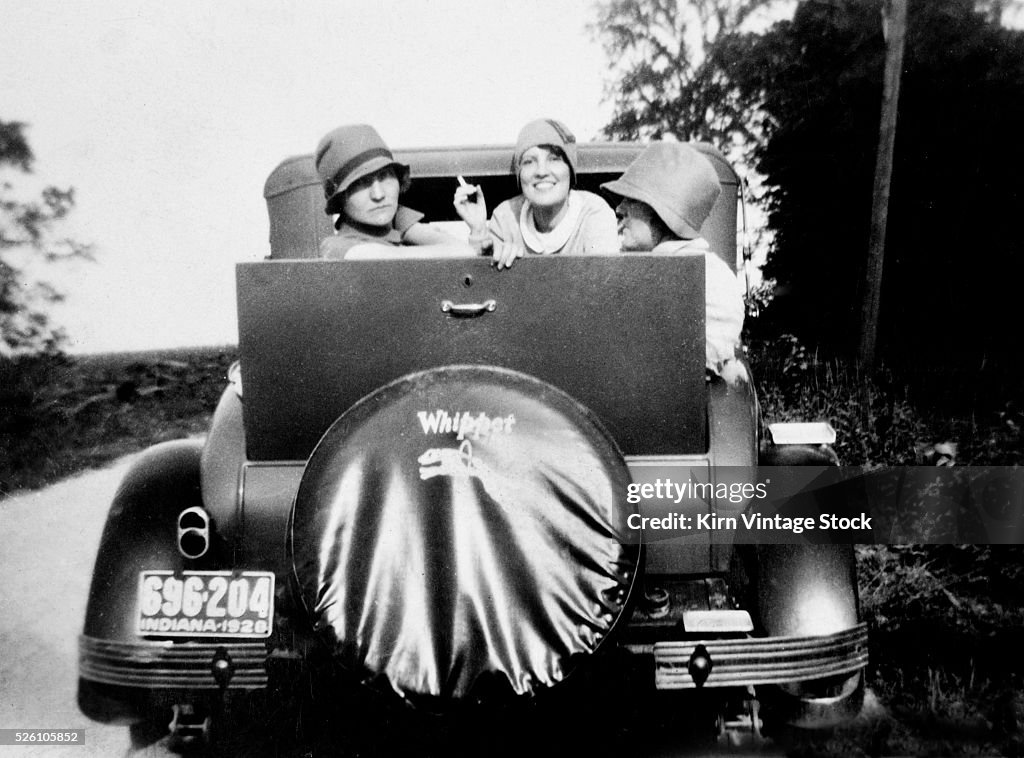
[453,178,488,234]
[492,240,525,270]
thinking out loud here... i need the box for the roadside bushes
[0,347,236,495]
[750,336,932,467]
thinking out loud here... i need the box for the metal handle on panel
[441,299,497,317]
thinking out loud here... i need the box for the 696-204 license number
[137,570,274,638]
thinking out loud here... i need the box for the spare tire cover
[290,365,640,706]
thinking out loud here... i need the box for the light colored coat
[488,190,618,256]
[652,237,745,374]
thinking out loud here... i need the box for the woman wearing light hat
[454,118,619,269]
[601,142,745,375]
[316,124,474,259]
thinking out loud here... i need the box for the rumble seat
[261,145,740,269]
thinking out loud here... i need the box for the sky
[1,1,616,353]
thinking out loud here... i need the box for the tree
[859,0,908,368]
[733,0,1024,375]
[590,0,789,156]
[590,0,795,303]
[595,0,1024,380]
[0,119,91,355]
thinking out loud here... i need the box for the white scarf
[518,191,582,254]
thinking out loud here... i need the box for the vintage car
[78,142,867,751]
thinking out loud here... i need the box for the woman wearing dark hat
[601,142,745,376]
[316,124,474,259]
[453,118,618,269]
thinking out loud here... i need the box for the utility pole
[859,0,908,368]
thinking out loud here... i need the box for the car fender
[200,386,246,542]
[749,428,864,726]
[752,543,859,637]
[755,424,856,634]
[707,361,759,573]
[82,439,206,642]
[752,543,865,728]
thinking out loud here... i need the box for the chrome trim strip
[644,623,869,690]
[79,635,268,690]
[625,455,710,466]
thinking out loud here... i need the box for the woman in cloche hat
[453,118,618,269]
[602,142,745,376]
[316,124,474,259]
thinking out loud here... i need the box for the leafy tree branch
[0,119,92,355]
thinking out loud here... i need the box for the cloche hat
[602,142,720,239]
[513,118,578,182]
[315,124,411,215]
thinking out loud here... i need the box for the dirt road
[0,455,172,758]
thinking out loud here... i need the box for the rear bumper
[79,635,268,690]
[79,623,867,695]
[625,623,869,690]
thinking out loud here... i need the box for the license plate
[136,570,274,638]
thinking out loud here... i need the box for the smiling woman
[453,118,619,268]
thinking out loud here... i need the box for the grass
[0,346,236,496]
[748,336,1024,467]
[3,339,1023,755]
[749,336,1024,756]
